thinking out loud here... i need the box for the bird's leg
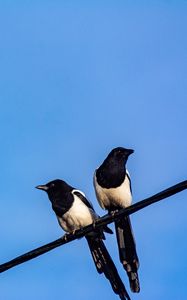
[109,208,119,218]
[64,229,77,241]
[92,219,98,229]
[63,233,69,242]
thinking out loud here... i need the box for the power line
[1,180,187,274]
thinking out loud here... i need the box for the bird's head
[36,179,72,202]
[108,147,134,162]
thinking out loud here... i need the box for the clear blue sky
[1,1,187,299]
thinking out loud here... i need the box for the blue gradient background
[1,1,187,299]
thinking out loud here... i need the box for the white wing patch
[126,169,130,178]
[72,189,86,197]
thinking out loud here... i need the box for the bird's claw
[92,220,97,229]
[64,233,69,242]
[64,230,76,241]
[110,210,118,218]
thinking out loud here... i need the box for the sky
[0,1,187,299]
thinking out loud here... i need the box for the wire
[1,180,187,274]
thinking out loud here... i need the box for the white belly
[94,173,132,210]
[57,195,97,232]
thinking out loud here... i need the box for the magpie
[93,147,140,293]
[36,179,131,300]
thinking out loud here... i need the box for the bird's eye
[51,183,55,188]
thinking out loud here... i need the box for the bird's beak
[35,185,49,191]
[127,149,134,155]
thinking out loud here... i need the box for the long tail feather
[115,216,140,293]
[86,236,131,300]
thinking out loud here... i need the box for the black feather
[86,235,131,300]
[115,215,140,293]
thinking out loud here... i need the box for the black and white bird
[36,179,130,300]
[93,147,140,293]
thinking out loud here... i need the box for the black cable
[1,180,187,274]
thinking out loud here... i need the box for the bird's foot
[64,233,69,242]
[92,220,98,229]
[70,229,77,235]
[109,209,118,218]
[64,230,76,241]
